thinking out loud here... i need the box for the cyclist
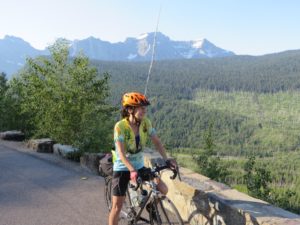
[108,92,177,225]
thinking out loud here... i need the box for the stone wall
[0,131,25,141]
[27,138,54,153]
[143,149,300,225]
[80,152,105,175]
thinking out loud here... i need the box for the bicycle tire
[104,177,112,211]
[150,196,184,225]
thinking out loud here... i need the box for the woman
[108,92,177,225]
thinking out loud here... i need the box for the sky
[0,0,299,55]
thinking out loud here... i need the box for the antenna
[144,4,162,96]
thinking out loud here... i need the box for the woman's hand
[130,170,138,183]
[166,158,178,170]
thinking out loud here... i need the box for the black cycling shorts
[112,167,151,196]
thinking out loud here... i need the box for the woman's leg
[155,178,168,195]
[139,167,168,195]
[109,170,130,225]
[108,196,126,225]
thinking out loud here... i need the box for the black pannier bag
[99,153,113,177]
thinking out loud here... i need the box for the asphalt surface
[0,141,109,225]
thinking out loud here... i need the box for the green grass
[194,90,300,129]
[232,184,248,193]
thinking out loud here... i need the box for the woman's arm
[151,135,168,160]
[115,141,135,172]
[151,134,178,169]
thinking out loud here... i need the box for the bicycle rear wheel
[150,196,183,225]
[104,177,112,211]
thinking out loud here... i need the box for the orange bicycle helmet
[122,92,150,107]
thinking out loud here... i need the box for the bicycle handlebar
[129,163,178,191]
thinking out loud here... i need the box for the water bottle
[128,187,140,207]
[139,189,148,206]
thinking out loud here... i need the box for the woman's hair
[121,106,134,118]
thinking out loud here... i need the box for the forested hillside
[92,51,300,213]
[96,49,300,99]
[93,50,300,155]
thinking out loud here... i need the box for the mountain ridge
[0,32,234,77]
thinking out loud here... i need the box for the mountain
[0,32,234,77]
[0,35,47,76]
[70,32,235,61]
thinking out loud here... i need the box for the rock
[80,153,105,175]
[27,138,54,153]
[53,144,79,157]
[0,130,25,141]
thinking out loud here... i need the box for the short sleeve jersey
[113,117,156,171]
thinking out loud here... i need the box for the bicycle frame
[125,179,163,224]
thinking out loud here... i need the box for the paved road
[0,142,109,225]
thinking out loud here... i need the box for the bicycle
[105,162,184,225]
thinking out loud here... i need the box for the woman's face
[134,106,147,120]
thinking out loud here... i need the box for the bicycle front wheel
[150,196,184,225]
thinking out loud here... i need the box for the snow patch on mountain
[138,39,151,56]
[181,49,197,59]
[137,33,148,40]
[127,53,137,60]
[192,39,204,48]
[199,49,205,54]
